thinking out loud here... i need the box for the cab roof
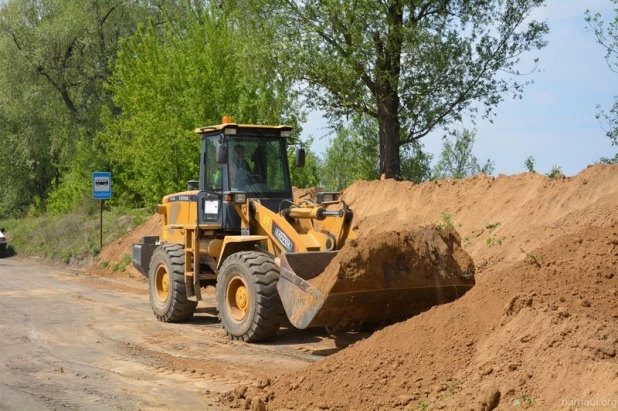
[194,122,293,135]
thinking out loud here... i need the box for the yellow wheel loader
[132,117,475,342]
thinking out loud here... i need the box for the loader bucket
[277,228,476,331]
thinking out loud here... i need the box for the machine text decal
[272,222,294,252]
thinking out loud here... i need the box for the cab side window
[205,138,223,190]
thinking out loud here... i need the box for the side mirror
[295,148,306,168]
[217,143,228,164]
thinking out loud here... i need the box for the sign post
[92,172,112,250]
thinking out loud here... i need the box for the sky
[299,0,618,177]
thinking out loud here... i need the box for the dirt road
[0,258,366,410]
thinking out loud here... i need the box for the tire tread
[148,244,197,323]
[217,251,284,342]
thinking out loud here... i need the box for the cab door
[199,135,224,226]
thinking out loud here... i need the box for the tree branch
[283,0,377,94]
[7,30,23,51]
[401,9,528,145]
[36,66,78,115]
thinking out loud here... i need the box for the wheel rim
[155,265,170,302]
[226,275,249,322]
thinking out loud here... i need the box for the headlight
[225,192,247,204]
[233,193,246,204]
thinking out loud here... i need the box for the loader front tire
[148,244,197,322]
[217,251,284,342]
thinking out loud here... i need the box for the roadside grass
[112,254,133,272]
[1,202,150,265]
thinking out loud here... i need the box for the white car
[0,228,7,257]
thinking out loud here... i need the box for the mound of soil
[89,164,618,410]
[238,226,618,410]
[223,164,618,410]
[344,164,618,267]
[310,227,474,292]
[293,186,317,200]
[87,214,161,281]
[284,227,475,330]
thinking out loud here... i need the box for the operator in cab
[229,144,252,188]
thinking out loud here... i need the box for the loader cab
[196,120,294,230]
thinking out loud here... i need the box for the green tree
[0,0,143,128]
[239,0,548,178]
[401,141,433,183]
[321,118,377,190]
[321,114,432,190]
[524,156,536,172]
[0,0,150,216]
[545,165,562,179]
[288,138,322,188]
[433,129,494,179]
[586,3,618,163]
[99,3,300,206]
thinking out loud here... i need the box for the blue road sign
[93,172,112,200]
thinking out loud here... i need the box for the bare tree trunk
[375,2,403,179]
[378,94,401,179]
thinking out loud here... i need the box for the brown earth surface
[309,227,474,293]
[87,164,618,410]
[1,258,370,411]
[284,227,476,331]
[260,225,618,410]
[343,165,618,268]
[293,186,318,200]
[223,164,618,410]
[87,213,161,281]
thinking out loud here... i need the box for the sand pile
[310,227,474,292]
[343,164,618,267]
[293,186,318,199]
[232,226,618,410]
[87,213,161,280]
[283,227,475,330]
[89,164,618,409]
[222,164,618,410]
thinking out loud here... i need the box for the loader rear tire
[217,251,284,342]
[148,244,197,323]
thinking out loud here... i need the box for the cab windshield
[204,135,291,196]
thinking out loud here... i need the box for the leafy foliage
[485,222,504,247]
[288,138,322,188]
[99,4,301,206]
[600,153,618,164]
[0,0,149,216]
[545,165,563,179]
[321,115,379,190]
[401,141,434,184]
[433,129,494,179]
[239,0,548,177]
[524,156,536,172]
[586,2,618,161]
[2,200,150,263]
[320,115,432,190]
[438,212,457,230]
